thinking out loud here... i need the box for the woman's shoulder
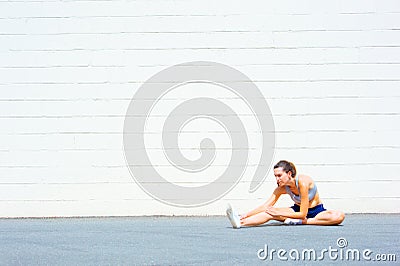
[273,185,287,195]
[297,174,314,184]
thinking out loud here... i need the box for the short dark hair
[273,160,296,178]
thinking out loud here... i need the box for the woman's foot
[226,204,241,229]
[283,218,304,225]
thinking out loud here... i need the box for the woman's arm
[266,177,310,219]
[296,178,311,219]
[240,186,284,219]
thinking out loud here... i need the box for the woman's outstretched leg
[241,207,294,227]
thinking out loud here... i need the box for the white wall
[1,0,400,217]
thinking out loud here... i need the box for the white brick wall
[0,0,399,217]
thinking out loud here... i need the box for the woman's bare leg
[241,207,294,226]
[305,210,345,225]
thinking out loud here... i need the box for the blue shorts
[290,204,326,218]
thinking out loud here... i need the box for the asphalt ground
[0,214,399,265]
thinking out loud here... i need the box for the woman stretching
[226,160,345,228]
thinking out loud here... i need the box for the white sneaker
[284,218,303,225]
[226,203,241,229]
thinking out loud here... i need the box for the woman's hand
[265,206,280,217]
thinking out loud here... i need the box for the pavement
[0,214,399,265]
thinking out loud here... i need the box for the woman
[226,160,345,228]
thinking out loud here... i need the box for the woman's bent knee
[335,211,345,225]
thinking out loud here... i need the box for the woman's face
[274,167,292,187]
